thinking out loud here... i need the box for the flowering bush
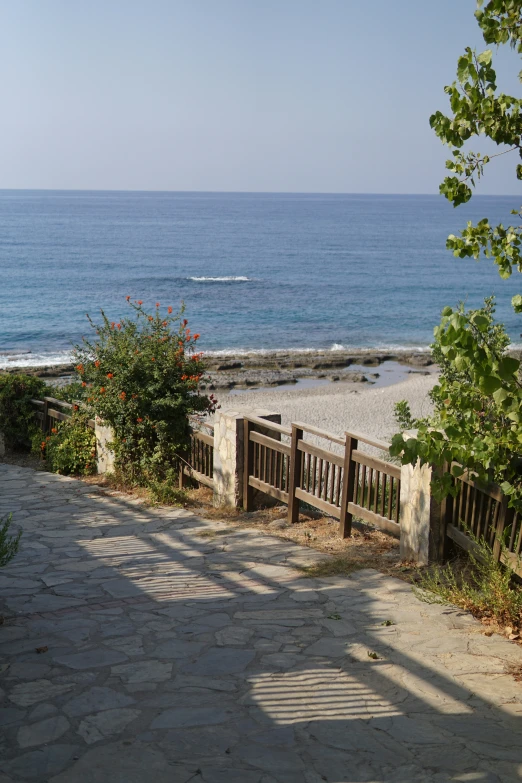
[44,413,97,476]
[73,299,215,485]
[0,374,47,449]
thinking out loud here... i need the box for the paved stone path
[1,463,522,782]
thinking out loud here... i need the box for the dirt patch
[184,486,405,577]
[0,450,46,471]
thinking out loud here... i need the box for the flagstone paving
[1,462,522,782]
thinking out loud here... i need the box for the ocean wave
[187,276,252,282]
[204,343,433,357]
[0,350,73,370]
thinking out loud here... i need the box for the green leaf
[478,374,502,394]
[512,295,522,313]
[476,49,492,66]
[497,356,520,379]
[492,387,508,405]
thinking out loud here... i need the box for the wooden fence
[31,397,95,433]
[243,415,401,538]
[180,423,215,489]
[26,397,522,567]
[444,466,522,577]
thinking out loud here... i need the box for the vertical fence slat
[339,434,357,538]
[243,420,254,511]
[287,425,303,525]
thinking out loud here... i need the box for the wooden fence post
[493,495,510,563]
[243,419,255,511]
[435,461,452,562]
[287,425,303,524]
[339,434,357,538]
[42,398,49,435]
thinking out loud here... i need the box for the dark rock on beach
[2,349,437,391]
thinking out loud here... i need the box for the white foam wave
[0,350,73,370]
[205,343,433,357]
[188,276,252,282]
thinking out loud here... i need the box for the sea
[0,190,520,369]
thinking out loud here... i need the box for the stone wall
[95,418,115,475]
[213,408,281,509]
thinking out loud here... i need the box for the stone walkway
[1,464,522,783]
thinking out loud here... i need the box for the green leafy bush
[0,513,21,567]
[44,413,97,476]
[73,298,216,486]
[391,298,522,508]
[0,374,47,449]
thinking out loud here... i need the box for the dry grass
[299,556,365,578]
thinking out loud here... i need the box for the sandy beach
[216,372,438,445]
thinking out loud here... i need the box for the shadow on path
[0,463,521,783]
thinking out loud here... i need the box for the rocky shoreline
[3,348,436,391]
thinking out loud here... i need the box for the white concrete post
[399,429,446,565]
[212,408,281,509]
[399,461,432,565]
[400,462,446,565]
[95,417,115,475]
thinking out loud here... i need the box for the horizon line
[0,187,520,198]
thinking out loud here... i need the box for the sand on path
[216,373,437,444]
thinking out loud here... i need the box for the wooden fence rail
[445,466,522,577]
[243,415,401,537]
[31,397,95,433]
[180,425,215,489]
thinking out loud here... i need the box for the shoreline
[215,372,439,444]
[1,347,437,389]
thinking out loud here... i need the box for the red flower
[120,391,126,400]
[151,357,155,361]
[95,360,100,368]
[51,427,57,434]
[148,316,153,322]
[168,306,173,314]
[100,387,106,393]
[117,323,121,330]
[193,333,200,340]
[137,417,143,423]
[156,302,160,307]
[126,295,130,301]
[76,363,84,373]
[111,322,115,329]
[137,300,143,305]
[73,404,79,412]
[181,374,188,381]
[81,381,87,387]
[107,373,114,379]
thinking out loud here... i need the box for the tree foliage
[430,0,522,307]
[391,298,522,508]
[392,2,522,511]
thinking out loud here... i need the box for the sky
[0,0,520,194]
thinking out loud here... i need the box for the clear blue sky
[0,0,520,193]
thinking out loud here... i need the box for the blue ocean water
[0,190,520,368]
